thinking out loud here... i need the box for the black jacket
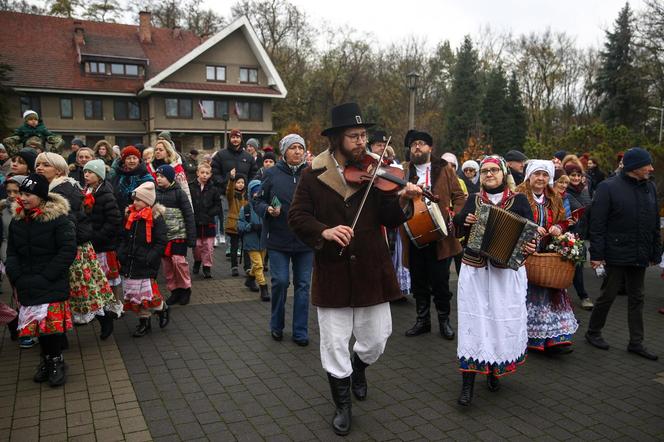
[183,155,198,182]
[69,165,86,188]
[189,179,221,225]
[87,181,122,253]
[117,204,167,279]
[6,193,77,306]
[566,184,592,238]
[211,146,258,188]
[255,160,310,253]
[155,183,196,247]
[587,167,605,196]
[589,172,662,267]
[51,178,94,245]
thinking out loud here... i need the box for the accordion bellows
[466,204,539,270]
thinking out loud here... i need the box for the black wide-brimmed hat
[369,130,388,145]
[321,102,375,137]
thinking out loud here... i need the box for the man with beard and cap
[288,102,422,436]
[504,149,528,185]
[401,130,466,340]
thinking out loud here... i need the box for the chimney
[139,11,152,43]
[74,26,85,46]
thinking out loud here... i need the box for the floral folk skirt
[18,301,72,338]
[526,284,579,351]
[123,279,163,313]
[69,242,122,324]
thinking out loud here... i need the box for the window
[235,101,263,121]
[111,63,124,75]
[202,135,215,149]
[85,135,104,146]
[206,65,226,82]
[114,99,141,120]
[125,64,139,76]
[84,98,103,119]
[115,135,144,148]
[239,67,258,83]
[19,96,41,116]
[87,62,106,74]
[165,98,192,118]
[199,99,229,119]
[60,98,73,119]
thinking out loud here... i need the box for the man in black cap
[67,139,85,165]
[586,147,661,360]
[504,149,528,185]
[288,102,422,436]
[401,131,466,341]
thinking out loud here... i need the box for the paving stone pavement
[2,248,664,441]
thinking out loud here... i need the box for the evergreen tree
[594,3,648,131]
[480,66,511,154]
[444,36,481,153]
[84,0,121,22]
[47,0,82,18]
[506,71,527,150]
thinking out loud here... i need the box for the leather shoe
[439,316,455,340]
[271,330,283,341]
[627,344,658,361]
[585,332,609,350]
[292,338,309,347]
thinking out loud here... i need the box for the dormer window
[240,67,258,84]
[85,62,143,77]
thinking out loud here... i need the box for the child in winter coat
[117,181,169,337]
[238,180,270,302]
[155,165,196,306]
[189,163,221,279]
[83,159,124,338]
[6,173,77,387]
[225,169,248,277]
[3,110,63,156]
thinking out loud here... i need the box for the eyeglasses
[344,132,367,142]
[410,141,428,148]
[480,168,501,176]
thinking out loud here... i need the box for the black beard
[411,152,430,165]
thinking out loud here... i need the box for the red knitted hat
[121,146,141,162]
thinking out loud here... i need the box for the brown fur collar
[11,193,70,222]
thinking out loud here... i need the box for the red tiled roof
[156,81,281,95]
[0,11,202,94]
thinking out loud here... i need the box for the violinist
[288,102,422,436]
[402,130,466,340]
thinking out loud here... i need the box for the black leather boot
[457,372,475,406]
[244,275,259,292]
[487,373,500,392]
[33,355,49,383]
[327,373,352,436]
[157,305,170,328]
[179,288,191,305]
[47,355,67,387]
[97,313,115,340]
[259,284,270,302]
[351,353,369,401]
[166,288,182,306]
[203,266,213,279]
[193,261,201,275]
[438,314,455,340]
[133,317,151,337]
[405,298,431,337]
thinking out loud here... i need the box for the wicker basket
[525,253,575,289]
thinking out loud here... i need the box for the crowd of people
[0,104,662,437]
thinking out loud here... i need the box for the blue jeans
[269,249,313,341]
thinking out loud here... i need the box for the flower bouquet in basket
[546,232,585,266]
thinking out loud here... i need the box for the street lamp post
[649,105,664,145]
[222,113,230,149]
[407,71,420,130]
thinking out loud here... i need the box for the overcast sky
[205,0,644,50]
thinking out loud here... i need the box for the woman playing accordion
[452,155,536,407]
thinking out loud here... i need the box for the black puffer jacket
[211,146,258,188]
[50,178,94,245]
[87,181,121,252]
[117,204,167,279]
[589,172,662,267]
[189,179,221,225]
[6,193,77,306]
[155,184,196,247]
[69,165,85,188]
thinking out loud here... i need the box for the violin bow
[339,136,392,256]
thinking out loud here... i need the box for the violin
[344,154,440,203]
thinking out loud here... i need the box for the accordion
[466,204,539,270]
